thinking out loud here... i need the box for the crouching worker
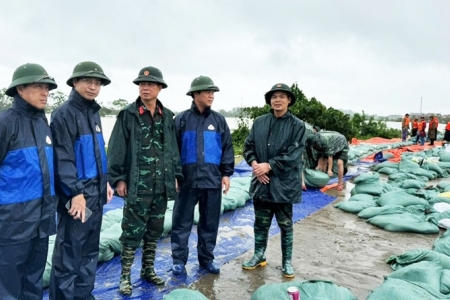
[242,83,306,278]
[0,64,57,300]
[305,131,349,191]
[108,66,182,295]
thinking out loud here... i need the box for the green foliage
[46,91,67,113]
[112,99,129,110]
[231,83,402,152]
[0,88,13,111]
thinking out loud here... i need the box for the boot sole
[242,261,267,270]
[141,275,165,285]
[282,273,295,278]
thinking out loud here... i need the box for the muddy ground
[189,180,441,300]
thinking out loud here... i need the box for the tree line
[230,83,403,155]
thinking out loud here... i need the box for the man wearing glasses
[108,66,182,295]
[49,61,114,300]
[0,63,57,300]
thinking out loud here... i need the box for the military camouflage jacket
[314,131,348,157]
[108,98,182,203]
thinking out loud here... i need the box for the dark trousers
[120,193,167,249]
[49,209,103,300]
[253,201,293,237]
[0,236,48,300]
[171,188,222,265]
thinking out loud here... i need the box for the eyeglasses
[80,78,102,86]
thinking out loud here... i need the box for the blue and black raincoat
[0,95,56,245]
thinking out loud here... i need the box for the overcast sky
[1,0,449,116]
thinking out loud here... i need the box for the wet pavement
[189,180,440,300]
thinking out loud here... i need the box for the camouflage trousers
[253,201,293,260]
[120,193,167,249]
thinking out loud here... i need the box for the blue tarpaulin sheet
[44,160,337,300]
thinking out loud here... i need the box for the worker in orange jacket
[401,113,410,141]
[415,116,427,146]
[428,115,439,145]
[411,118,419,139]
[444,121,450,145]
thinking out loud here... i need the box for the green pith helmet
[133,66,167,88]
[6,63,57,96]
[66,61,111,87]
[264,83,296,107]
[186,75,219,96]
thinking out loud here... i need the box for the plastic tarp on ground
[43,160,337,300]
[250,280,357,300]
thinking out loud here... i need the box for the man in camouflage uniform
[305,131,349,191]
[108,66,182,295]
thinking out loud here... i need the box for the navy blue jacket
[50,89,108,211]
[0,96,56,245]
[175,102,234,189]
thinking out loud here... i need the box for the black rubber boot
[242,230,268,270]
[281,230,295,278]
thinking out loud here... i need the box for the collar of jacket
[11,94,46,119]
[269,109,292,119]
[68,89,101,113]
[127,97,166,115]
[135,97,164,116]
[190,101,211,117]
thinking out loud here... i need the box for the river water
[46,115,447,144]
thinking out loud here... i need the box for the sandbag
[377,167,399,175]
[433,230,450,257]
[399,179,427,189]
[422,162,448,178]
[376,190,429,207]
[437,162,450,170]
[353,172,380,184]
[367,277,444,300]
[389,172,429,182]
[438,181,450,190]
[334,200,377,214]
[351,181,393,197]
[440,152,450,162]
[441,270,450,294]
[303,168,330,188]
[164,289,209,300]
[386,249,450,271]
[348,194,375,203]
[358,205,405,219]
[250,280,357,300]
[367,213,439,233]
[373,161,399,172]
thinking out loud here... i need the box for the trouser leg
[50,209,102,300]
[0,237,47,300]
[274,203,295,277]
[171,188,198,265]
[141,194,167,285]
[120,195,156,293]
[242,201,273,269]
[22,237,49,300]
[197,189,222,264]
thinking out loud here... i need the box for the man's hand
[68,194,87,223]
[252,162,271,177]
[116,180,128,197]
[256,174,270,185]
[327,170,333,177]
[107,182,114,203]
[222,176,230,194]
